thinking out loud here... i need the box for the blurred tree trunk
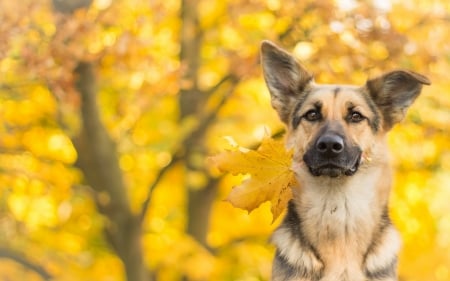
[52,2,149,281]
[53,1,233,280]
[179,0,218,248]
[72,63,148,281]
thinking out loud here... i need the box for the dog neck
[295,164,388,233]
[290,162,392,275]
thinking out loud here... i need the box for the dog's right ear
[261,40,313,124]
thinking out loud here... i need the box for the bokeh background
[0,0,449,280]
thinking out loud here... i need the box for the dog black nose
[315,133,344,157]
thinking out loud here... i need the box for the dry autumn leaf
[210,136,297,222]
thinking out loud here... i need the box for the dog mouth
[307,155,361,178]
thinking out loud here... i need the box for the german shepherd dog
[260,41,430,281]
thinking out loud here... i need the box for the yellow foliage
[368,41,389,60]
[239,12,275,31]
[0,0,449,280]
[293,41,317,61]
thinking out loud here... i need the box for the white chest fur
[295,167,383,278]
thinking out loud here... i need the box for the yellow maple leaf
[210,136,297,222]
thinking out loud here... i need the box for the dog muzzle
[303,132,362,178]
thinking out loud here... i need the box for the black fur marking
[275,201,324,280]
[292,115,302,130]
[333,87,341,97]
[284,202,321,258]
[365,80,395,128]
[363,206,391,263]
[273,249,322,281]
[363,206,398,279]
[365,257,398,279]
[365,206,391,259]
[290,89,316,129]
[361,91,381,133]
[313,101,323,110]
[273,250,297,280]
[291,95,309,129]
[297,76,314,94]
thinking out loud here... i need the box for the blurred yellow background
[0,0,449,280]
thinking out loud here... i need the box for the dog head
[261,41,430,178]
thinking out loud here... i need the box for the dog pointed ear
[261,40,313,124]
[366,70,431,130]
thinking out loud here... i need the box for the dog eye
[304,109,322,122]
[349,111,364,123]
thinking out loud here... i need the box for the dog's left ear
[366,70,431,130]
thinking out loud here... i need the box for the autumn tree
[0,0,449,281]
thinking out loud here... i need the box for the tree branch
[139,154,182,221]
[201,74,236,97]
[139,75,240,222]
[73,62,131,216]
[0,248,52,280]
[179,0,203,117]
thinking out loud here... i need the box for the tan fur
[261,41,430,281]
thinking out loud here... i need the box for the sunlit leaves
[368,41,390,61]
[293,41,317,61]
[0,0,449,280]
